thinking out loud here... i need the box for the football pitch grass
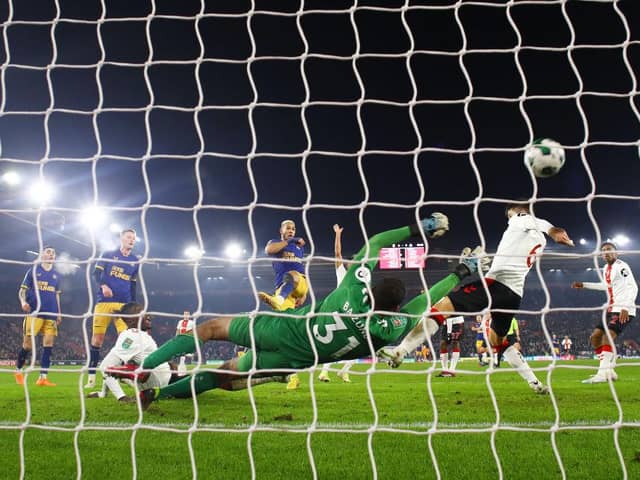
[1,360,639,479]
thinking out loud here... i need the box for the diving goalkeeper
[112,214,488,408]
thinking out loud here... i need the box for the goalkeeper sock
[502,345,538,384]
[450,349,460,372]
[320,363,331,375]
[89,345,100,375]
[16,347,29,370]
[143,334,202,371]
[40,346,52,377]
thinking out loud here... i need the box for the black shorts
[594,312,634,336]
[506,333,518,347]
[440,323,463,344]
[447,279,521,338]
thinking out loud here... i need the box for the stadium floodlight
[612,234,630,246]
[184,245,204,259]
[224,242,245,259]
[27,180,55,205]
[579,238,587,245]
[80,206,109,231]
[109,222,122,233]
[2,170,21,186]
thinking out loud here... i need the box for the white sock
[397,318,439,356]
[339,360,355,376]
[440,352,448,370]
[481,352,488,363]
[502,346,539,384]
[598,350,614,378]
[178,356,187,376]
[104,376,126,399]
[450,351,460,372]
[321,363,331,375]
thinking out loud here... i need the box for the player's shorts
[505,333,518,347]
[229,314,314,371]
[441,323,463,344]
[274,273,308,311]
[594,312,635,335]
[448,279,521,338]
[475,339,486,350]
[93,302,127,335]
[23,316,57,337]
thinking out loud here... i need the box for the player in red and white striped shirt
[572,242,638,383]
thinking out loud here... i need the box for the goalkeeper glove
[377,347,406,368]
[410,212,449,239]
[453,246,491,279]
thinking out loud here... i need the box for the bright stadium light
[80,206,109,231]
[224,242,245,259]
[28,180,55,205]
[579,238,587,245]
[2,170,21,186]
[612,234,630,246]
[109,222,122,233]
[184,245,204,259]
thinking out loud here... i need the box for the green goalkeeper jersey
[297,262,459,363]
[228,226,461,369]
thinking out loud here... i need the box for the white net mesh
[1,0,639,478]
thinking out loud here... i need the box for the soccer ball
[176,319,194,335]
[524,138,565,178]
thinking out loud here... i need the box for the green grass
[2,360,640,479]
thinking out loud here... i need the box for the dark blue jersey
[95,249,139,303]
[21,265,61,320]
[268,237,305,286]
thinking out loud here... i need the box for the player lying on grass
[87,302,176,402]
[111,214,488,409]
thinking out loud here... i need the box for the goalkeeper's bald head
[119,302,152,331]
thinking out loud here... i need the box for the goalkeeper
[112,214,487,408]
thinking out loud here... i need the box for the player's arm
[56,290,62,325]
[93,253,113,297]
[18,270,33,313]
[511,215,574,246]
[130,264,139,302]
[571,280,606,291]
[333,224,344,269]
[265,238,302,255]
[617,264,638,323]
[351,213,449,271]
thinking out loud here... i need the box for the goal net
[1,0,639,478]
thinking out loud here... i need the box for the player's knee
[197,317,229,341]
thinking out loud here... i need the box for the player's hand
[377,347,405,368]
[620,309,629,323]
[459,246,491,274]
[333,224,343,234]
[101,285,114,298]
[21,303,31,313]
[56,316,62,326]
[421,212,449,238]
[571,281,584,289]
[549,227,574,246]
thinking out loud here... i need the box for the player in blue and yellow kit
[259,219,308,389]
[259,219,308,311]
[86,228,139,388]
[15,246,62,386]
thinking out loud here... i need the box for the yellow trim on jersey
[95,265,104,270]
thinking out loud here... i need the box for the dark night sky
[0,0,639,290]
